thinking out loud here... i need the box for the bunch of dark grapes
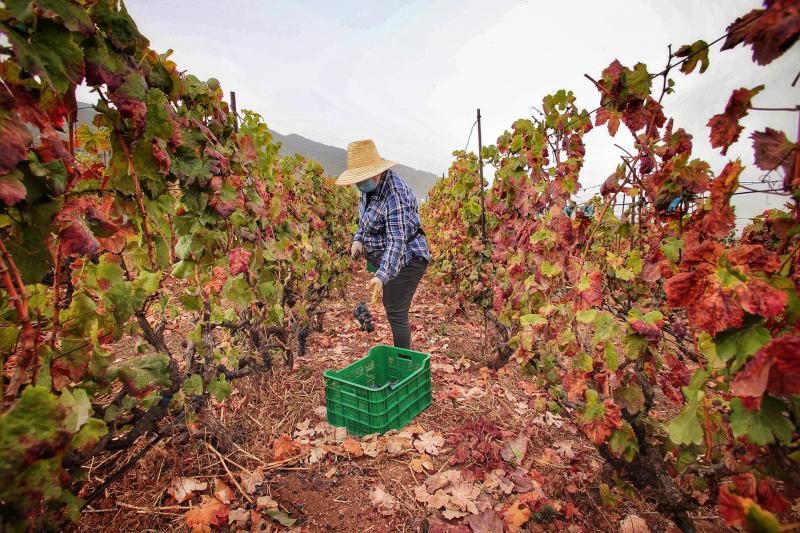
[298,327,309,357]
[353,302,374,332]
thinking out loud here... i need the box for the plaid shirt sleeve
[353,194,365,242]
[374,183,408,285]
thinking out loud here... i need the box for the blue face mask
[356,178,378,194]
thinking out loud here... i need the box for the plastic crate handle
[397,353,412,360]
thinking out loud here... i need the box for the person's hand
[351,240,364,258]
[367,276,383,304]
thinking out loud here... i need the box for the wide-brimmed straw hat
[335,139,397,186]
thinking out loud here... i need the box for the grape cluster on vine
[298,327,309,357]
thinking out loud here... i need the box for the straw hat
[335,139,397,186]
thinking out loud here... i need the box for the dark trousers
[382,256,427,349]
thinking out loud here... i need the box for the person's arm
[353,194,365,242]
[375,189,407,284]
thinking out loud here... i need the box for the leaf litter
[81,274,699,532]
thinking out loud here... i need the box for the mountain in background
[75,102,438,198]
[270,130,438,199]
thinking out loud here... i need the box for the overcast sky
[78,0,798,222]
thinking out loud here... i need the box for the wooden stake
[230,91,238,132]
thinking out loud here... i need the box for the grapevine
[421,1,800,530]
[0,1,355,529]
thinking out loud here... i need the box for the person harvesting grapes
[336,139,431,349]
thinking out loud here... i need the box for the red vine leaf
[719,483,750,528]
[205,266,228,297]
[732,335,800,402]
[0,174,28,206]
[659,123,694,161]
[700,160,743,237]
[751,128,796,176]
[721,0,800,65]
[623,97,665,137]
[578,389,622,445]
[237,134,257,163]
[757,478,790,514]
[718,483,781,531]
[152,138,171,175]
[733,278,787,318]
[629,320,662,342]
[229,247,252,277]
[576,271,602,310]
[595,107,620,136]
[725,244,782,274]
[59,216,100,257]
[706,87,763,155]
[681,236,723,268]
[688,279,744,335]
[664,271,707,309]
[0,117,33,174]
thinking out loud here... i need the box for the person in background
[336,139,431,349]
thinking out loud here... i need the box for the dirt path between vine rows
[77,270,727,533]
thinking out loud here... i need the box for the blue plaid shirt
[354,169,431,284]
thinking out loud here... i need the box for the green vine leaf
[730,396,793,446]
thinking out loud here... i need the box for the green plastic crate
[324,345,431,436]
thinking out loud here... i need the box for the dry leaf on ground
[256,495,279,512]
[385,431,414,454]
[532,411,564,428]
[554,440,576,460]
[293,418,316,441]
[308,444,328,464]
[185,495,229,531]
[445,482,480,518]
[539,447,561,465]
[213,478,235,504]
[370,485,400,516]
[342,437,364,457]
[415,469,480,520]
[501,434,529,465]
[168,477,208,504]
[620,514,651,533]
[361,434,381,457]
[272,434,301,460]
[410,453,434,473]
[504,501,531,532]
[467,509,504,533]
[406,423,425,435]
[425,469,462,492]
[510,468,535,493]
[483,469,514,496]
[239,467,264,494]
[414,430,444,455]
[228,507,249,527]
[333,426,347,442]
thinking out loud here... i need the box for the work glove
[367,276,383,304]
[351,240,364,258]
